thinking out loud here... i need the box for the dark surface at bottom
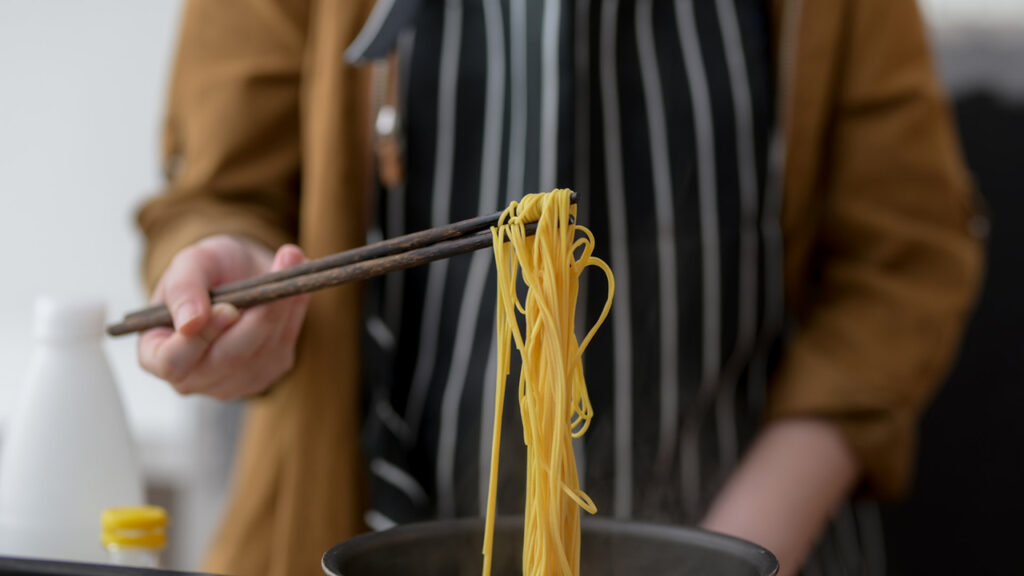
[0,556,209,576]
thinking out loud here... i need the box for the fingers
[270,244,315,346]
[138,303,241,386]
[150,235,275,337]
[153,244,225,336]
[202,245,305,362]
[278,290,313,351]
[267,246,313,351]
[198,245,311,399]
[200,294,311,400]
[141,243,312,400]
[272,243,305,272]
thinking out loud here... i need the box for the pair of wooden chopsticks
[107,193,576,336]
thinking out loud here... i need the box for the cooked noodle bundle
[482,189,614,576]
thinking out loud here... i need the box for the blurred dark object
[0,556,211,575]
[882,92,1024,574]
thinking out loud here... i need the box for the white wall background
[0,0,183,453]
[0,1,237,570]
[921,1,1024,99]
[0,0,1020,571]
[921,0,1024,36]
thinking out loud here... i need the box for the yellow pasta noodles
[482,188,614,576]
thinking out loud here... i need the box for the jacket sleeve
[767,0,984,499]
[137,0,309,290]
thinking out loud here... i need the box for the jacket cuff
[766,338,918,500]
[830,410,915,500]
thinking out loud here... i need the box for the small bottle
[101,506,168,568]
[0,298,144,563]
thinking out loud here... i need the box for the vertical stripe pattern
[437,0,507,517]
[474,0,508,514]
[634,0,680,478]
[714,0,760,470]
[404,0,463,436]
[507,0,528,199]
[358,1,884,573]
[539,0,562,191]
[367,0,772,525]
[675,0,721,516]
[598,0,634,519]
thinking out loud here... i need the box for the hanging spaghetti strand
[482,189,615,576]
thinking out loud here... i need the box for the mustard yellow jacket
[138,0,982,573]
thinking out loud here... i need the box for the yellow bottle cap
[101,506,168,549]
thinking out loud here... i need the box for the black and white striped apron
[352,1,885,573]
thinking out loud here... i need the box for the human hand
[138,234,312,399]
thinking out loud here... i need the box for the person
[136,0,982,574]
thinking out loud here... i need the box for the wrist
[701,418,859,576]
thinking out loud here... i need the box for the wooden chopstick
[107,193,576,336]
[122,192,576,322]
[106,224,539,336]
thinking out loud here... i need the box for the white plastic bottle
[0,298,144,563]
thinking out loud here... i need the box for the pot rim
[322,515,779,576]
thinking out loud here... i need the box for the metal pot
[323,516,778,575]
